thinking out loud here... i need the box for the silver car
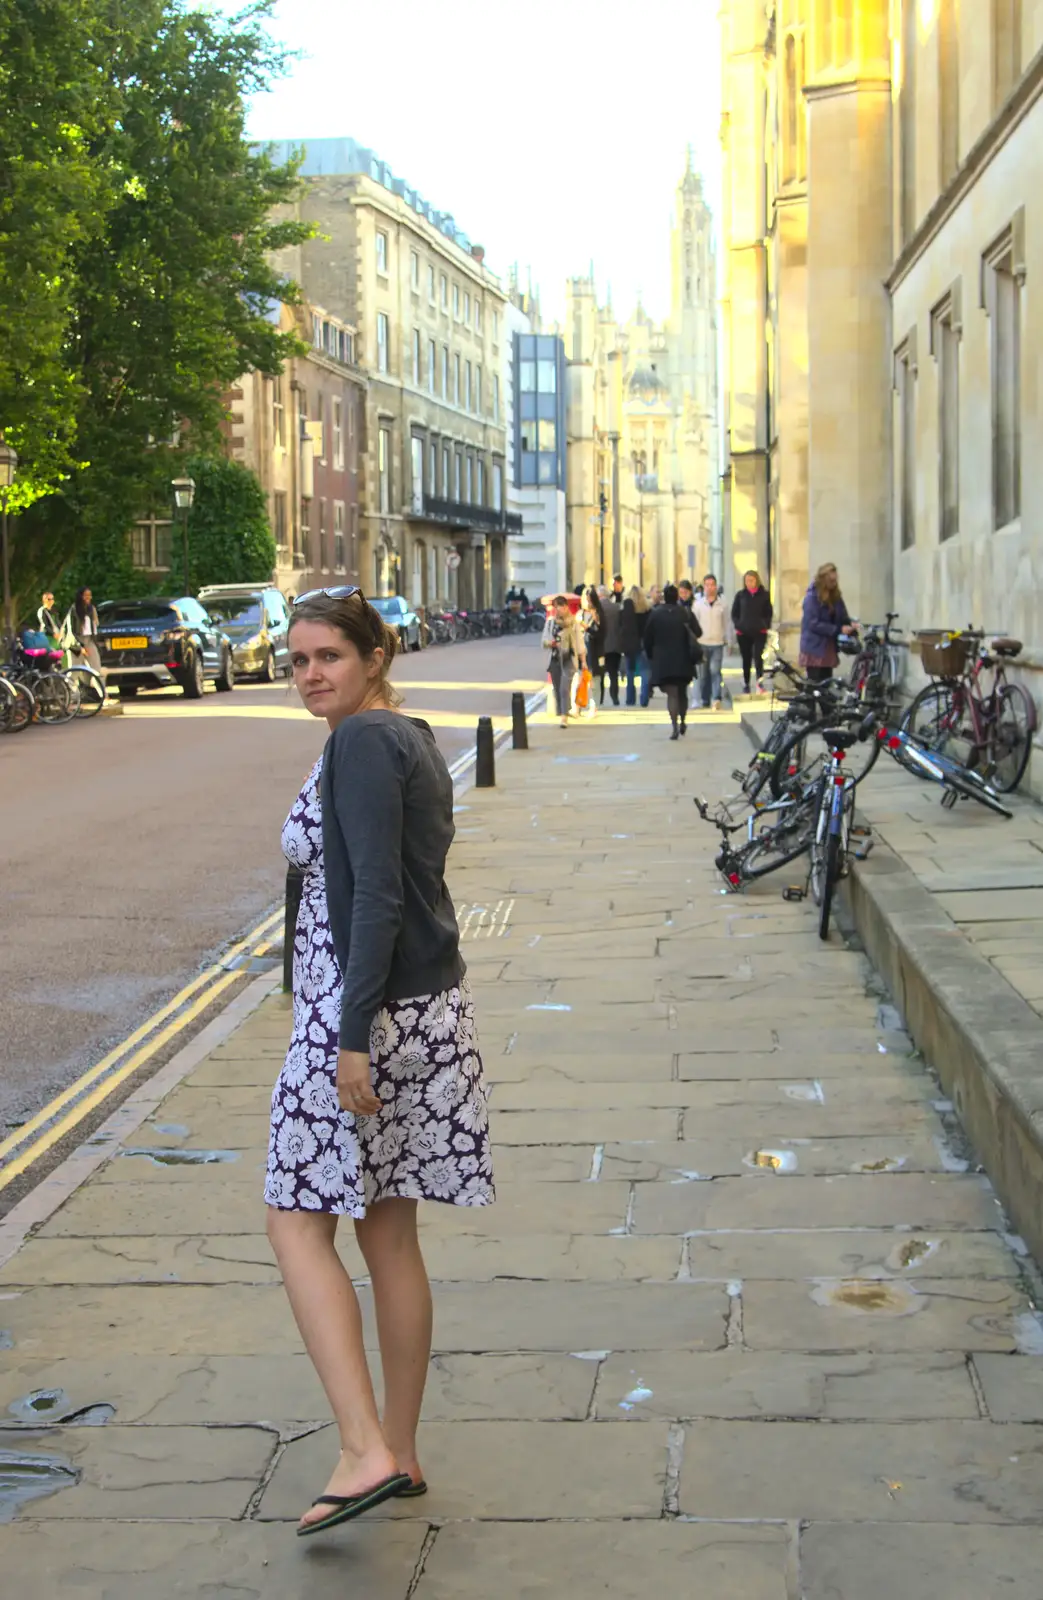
[198,585,292,681]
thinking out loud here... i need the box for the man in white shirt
[693,574,728,711]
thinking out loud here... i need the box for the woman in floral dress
[265,586,493,1537]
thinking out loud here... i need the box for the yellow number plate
[109,636,149,649]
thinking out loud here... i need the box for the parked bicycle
[902,629,1035,793]
[847,612,906,708]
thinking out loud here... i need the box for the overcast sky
[229,0,722,325]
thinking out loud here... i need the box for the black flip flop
[297,1472,412,1537]
[396,1478,428,1498]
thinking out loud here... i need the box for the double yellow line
[0,907,283,1194]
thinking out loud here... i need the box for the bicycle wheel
[819,833,842,940]
[740,805,818,880]
[770,723,879,799]
[902,683,960,763]
[66,666,106,718]
[32,673,75,724]
[0,677,31,733]
[990,683,1034,793]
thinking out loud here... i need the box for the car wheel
[118,685,139,699]
[262,648,277,684]
[216,648,235,692]
[181,649,205,699]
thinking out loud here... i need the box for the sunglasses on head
[293,584,363,606]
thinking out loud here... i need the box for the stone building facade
[258,139,518,612]
[720,0,1043,762]
[564,155,719,590]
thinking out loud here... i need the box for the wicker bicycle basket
[916,630,971,678]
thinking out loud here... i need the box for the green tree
[182,454,276,592]
[6,1,309,615]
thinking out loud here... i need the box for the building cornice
[803,76,891,101]
[349,178,507,299]
[887,41,1043,292]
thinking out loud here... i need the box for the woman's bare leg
[266,1206,398,1526]
[354,1198,432,1486]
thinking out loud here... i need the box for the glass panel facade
[513,332,566,490]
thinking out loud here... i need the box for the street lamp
[172,476,195,595]
[0,441,18,648]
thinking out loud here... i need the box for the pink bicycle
[902,629,1036,794]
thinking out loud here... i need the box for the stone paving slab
[0,1521,427,1599]
[677,1420,1043,1522]
[1,1424,274,1519]
[413,1522,789,1600]
[599,1132,961,1180]
[801,1523,1043,1600]
[972,1353,1043,1420]
[0,1352,596,1427]
[684,1228,1020,1281]
[260,1420,669,1522]
[633,1174,1002,1233]
[596,1350,980,1420]
[740,1276,1027,1353]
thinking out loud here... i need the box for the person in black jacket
[731,570,773,694]
[642,584,702,739]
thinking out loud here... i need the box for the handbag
[575,670,591,710]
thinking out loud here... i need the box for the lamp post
[172,476,196,595]
[608,432,621,576]
[0,441,18,649]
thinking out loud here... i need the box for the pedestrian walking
[678,580,695,613]
[800,562,855,683]
[543,593,586,726]
[582,587,605,706]
[620,586,650,707]
[693,574,728,710]
[731,570,773,694]
[643,583,702,740]
[265,585,494,1537]
[63,587,102,675]
[599,580,624,705]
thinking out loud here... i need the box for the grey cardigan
[319,710,465,1052]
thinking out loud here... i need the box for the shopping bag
[575,670,591,711]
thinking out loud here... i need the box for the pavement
[3,703,1043,1597]
[0,636,545,1151]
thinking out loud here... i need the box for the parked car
[96,596,235,699]
[198,584,292,681]
[370,594,423,652]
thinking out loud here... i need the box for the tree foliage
[181,453,276,593]
[1,0,309,616]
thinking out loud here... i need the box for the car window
[176,598,208,626]
[371,597,406,617]
[206,599,263,626]
[98,601,178,624]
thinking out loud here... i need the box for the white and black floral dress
[264,757,495,1217]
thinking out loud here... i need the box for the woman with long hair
[731,570,773,694]
[63,586,102,675]
[582,586,605,708]
[799,563,855,683]
[620,585,650,707]
[266,585,494,1537]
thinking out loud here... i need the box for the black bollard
[511,691,528,750]
[282,863,304,992]
[475,715,496,787]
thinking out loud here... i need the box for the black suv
[96,597,235,699]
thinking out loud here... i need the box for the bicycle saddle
[820,727,862,751]
[991,638,1022,657]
